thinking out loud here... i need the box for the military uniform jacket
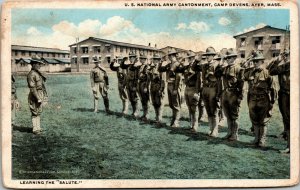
[243,68,277,103]
[125,64,139,88]
[110,62,127,85]
[159,61,182,91]
[221,63,244,100]
[269,58,290,93]
[27,69,47,101]
[149,66,166,92]
[90,66,109,86]
[138,64,150,85]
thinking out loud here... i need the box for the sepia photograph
[1,0,299,188]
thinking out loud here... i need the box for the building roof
[159,46,187,52]
[42,58,60,64]
[16,58,31,64]
[233,25,289,38]
[12,45,69,54]
[69,37,159,51]
[55,58,71,64]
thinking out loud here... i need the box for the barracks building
[69,37,162,72]
[12,45,71,73]
[234,25,290,60]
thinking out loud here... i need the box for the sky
[11,9,289,52]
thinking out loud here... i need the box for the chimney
[148,43,151,47]
[155,44,157,48]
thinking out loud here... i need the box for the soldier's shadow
[72,108,94,112]
[12,124,32,133]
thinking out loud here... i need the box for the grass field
[12,73,289,179]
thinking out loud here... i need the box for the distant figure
[90,57,110,114]
[110,56,128,115]
[27,55,48,135]
[11,74,20,126]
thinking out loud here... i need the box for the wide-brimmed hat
[139,52,147,59]
[167,49,178,56]
[225,48,238,59]
[202,46,217,56]
[92,57,101,63]
[116,56,123,60]
[251,51,265,61]
[30,54,45,65]
[128,51,137,58]
[152,53,161,60]
[213,53,222,60]
[186,51,196,58]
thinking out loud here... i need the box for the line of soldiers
[14,47,289,153]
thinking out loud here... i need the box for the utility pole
[76,37,80,72]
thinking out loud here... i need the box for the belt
[203,84,216,88]
[250,94,267,100]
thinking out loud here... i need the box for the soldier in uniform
[199,47,222,137]
[121,52,140,118]
[12,74,20,126]
[110,56,128,115]
[149,53,166,125]
[268,49,290,153]
[198,54,206,123]
[182,51,202,132]
[90,57,110,113]
[242,51,277,147]
[217,49,244,141]
[138,52,151,121]
[27,55,48,135]
[159,49,183,128]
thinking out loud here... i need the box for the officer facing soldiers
[27,55,48,135]
[90,57,110,113]
[183,51,202,132]
[217,48,244,141]
[268,49,290,153]
[110,56,128,115]
[199,47,222,137]
[121,52,140,118]
[149,53,166,125]
[242,51,277,147]
[159,49,183,128]
[138,52,151,121]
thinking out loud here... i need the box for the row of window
[238,50,280,59]
[239,36,282,48]
[72,45,156,56]
[72,57,111,65]
[13,51,69,58]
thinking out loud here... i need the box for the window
[272,51,280,57]
[63,54,65,58]
[94,46,101,53]
[82,57,89,64]
[254,37,263,49]
[240,51,245,58]
[73,58,77,64]
[73,47,77,54]
[125,47,128,53]
[120,46,124,53]
[106,46,111,53]
[81,47,88,54]
[29,52,32,56]
[240,38,246,47]
[107,57,110,63]
[21,51,25,56]
[14,51,18,56]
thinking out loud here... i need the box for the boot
[258,126,267,147]
[280,130,290,154]
[251,125,259,145]
[93,99,98,113]
[228,120,239,141]
[131,102,138,118]
[224,119,232,139]
[171,110,180,128]
[198,105,204,122]
[122,101,128,115]
[209,116,219,137]
[170,110,175,127]
[141,104,148,122]
[104,98,111,114]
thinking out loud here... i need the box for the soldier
[217,49,244,141]
[110,56,128,115]
[138,52,151,121]
[182,51,202,132]
[159,49,183,128]
[268,49,290,153]
[121,52,140,118]
[27,55,48,135]
[199,47,222,137]
[242,51,277,147]
[12,74,20,126]
[198,54,206,123]
[90,57,110,113]
[149,53,166,125]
